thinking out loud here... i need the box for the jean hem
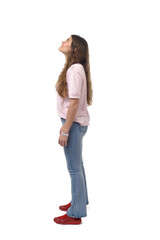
[66,213,87,218]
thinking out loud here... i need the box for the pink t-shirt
[57,63,90,126]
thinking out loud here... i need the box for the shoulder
[67,63,84,74]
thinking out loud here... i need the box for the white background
[0,0,160,239]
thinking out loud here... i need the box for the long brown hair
[55,34,93,106]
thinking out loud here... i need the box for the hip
[60,118,88,134]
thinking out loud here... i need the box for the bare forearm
[62,103,79,133]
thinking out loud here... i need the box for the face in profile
[58,36,72,55]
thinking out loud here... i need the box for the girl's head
[56,34,93,106]
[58,35,88,66]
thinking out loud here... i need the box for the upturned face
[58,36,72,55]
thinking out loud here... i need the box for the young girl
[54,35,93,225]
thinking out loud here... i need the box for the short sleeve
[66,66,83,98]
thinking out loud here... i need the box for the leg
[60,118,88,218]
[81,157,89,205]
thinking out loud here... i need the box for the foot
[53,213,82,225]
[59,202,71,211]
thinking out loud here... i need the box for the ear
[75,47,77,52]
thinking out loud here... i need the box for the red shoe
[59,202,71,211]
[53,213,82,225]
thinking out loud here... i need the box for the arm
[62,98,79,133]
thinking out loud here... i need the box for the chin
[58,47,63,52]
[59,49,65,54]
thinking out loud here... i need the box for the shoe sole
[54,220,82,225]
[59,208,69,211]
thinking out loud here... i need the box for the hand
[58,126,69,147]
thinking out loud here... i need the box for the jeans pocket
[60,118,65,124]
[78,124,88,133]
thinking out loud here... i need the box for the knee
[68,168,82,174]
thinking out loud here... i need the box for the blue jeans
[60,117,89,218]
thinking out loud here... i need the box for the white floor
[0,154,159,240]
